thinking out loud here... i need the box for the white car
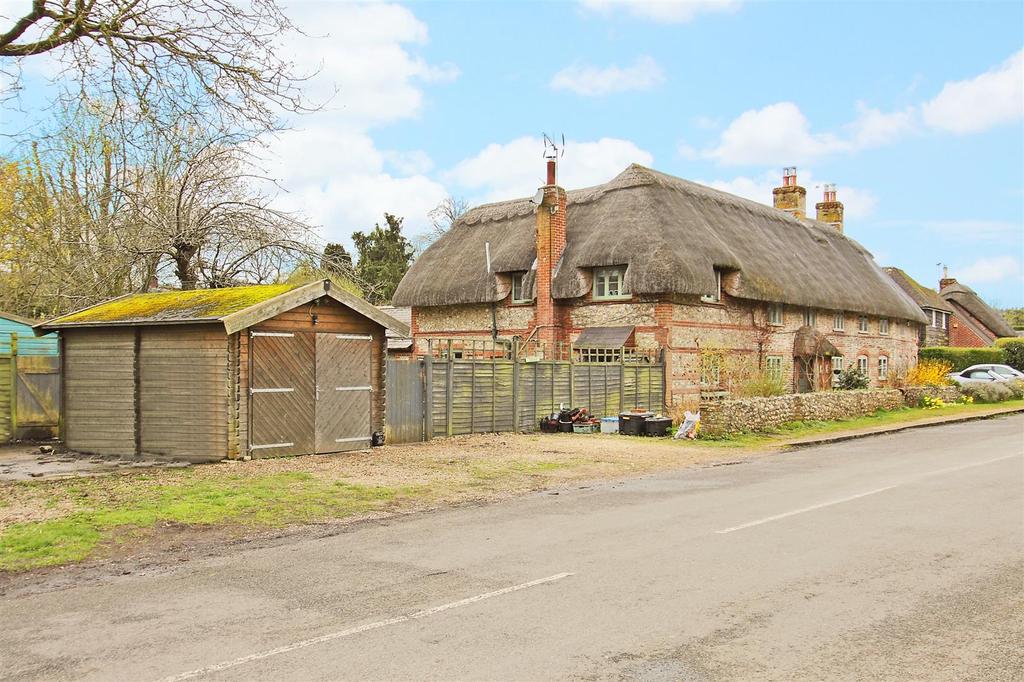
[947,364,1024,386]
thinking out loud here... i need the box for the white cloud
[579,0,742,23]
[705,102,849,166]
[447,136,654,202]
[922,50,1024,134]
[956,256,1023,284]
[698,169,878,221]
[260,3,458,245]
[846,102,916,148]
[550,55,665,96]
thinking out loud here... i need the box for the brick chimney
[534,158,567,345]
[815,184,844,233]
[939,265,957,291]
[773,166,806,219]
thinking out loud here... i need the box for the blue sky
[3,1,1022,305]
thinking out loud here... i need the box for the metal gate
[249,331,315,457]
[315,333,373,452]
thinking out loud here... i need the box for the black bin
[619,411,653,436]
[644,417,672,437]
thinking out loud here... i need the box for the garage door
[315,333,373,453]
[249,331,315,457]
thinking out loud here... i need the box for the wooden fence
[386,351,665,444]
[1,333,61,442]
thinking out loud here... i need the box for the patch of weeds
[0,472,400,572]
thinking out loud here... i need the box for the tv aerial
[542,133,565,160]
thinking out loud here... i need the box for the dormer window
[510,272,529,303]
[701,269,723,303]
[594,266,628,300]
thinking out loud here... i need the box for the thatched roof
[940,281,1015,338]
[394,165,926,323]
[793,326,840,357]
[883,268,952,313]
[39,280,410,336]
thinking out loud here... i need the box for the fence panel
[394,353,664,439]
[15,355,61,440]
[385,357,425,444]
[0,355,10,441]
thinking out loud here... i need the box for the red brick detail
[533,185,567,345]
[948,313,989,347]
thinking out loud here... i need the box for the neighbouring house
[37,280,408,462]
[378,305,413,354]
[938,271,1016,346]
[882,268,954,347]
[393,163,926,404]
[1,312,60,441]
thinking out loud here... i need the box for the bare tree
[0,0,313,134]
[414,195,467,256]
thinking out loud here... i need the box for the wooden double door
[250,331,373,456]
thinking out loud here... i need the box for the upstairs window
[879,318,890,335]
[833,312,845,331]
[594,266,628,300]
[510,272,529,303]
[804,308,817,327]
[858,315,869,332]
[768,304,783,326]
[701,269,723,303]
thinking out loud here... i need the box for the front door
[315,333,373,453]
[796,357,813,393]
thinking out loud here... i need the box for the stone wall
[699,389,905,436]
[901,385,962,407]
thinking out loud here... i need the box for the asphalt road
[2,416,1022,681]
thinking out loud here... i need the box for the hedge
[995,337,1024,371]
[919,346,1004,371]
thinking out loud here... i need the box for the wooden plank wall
[0,318,58,356]
[139,326,229,462]
[63,329,136,456]
[239,296,386,458]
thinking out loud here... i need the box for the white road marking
[715,454,1019,534]
[158,572,574,682]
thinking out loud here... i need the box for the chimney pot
[546,159,556,186]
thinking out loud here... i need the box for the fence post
[445,340,454,437]
[619,351,626,411]
[512,339,520,432]
[9,333,17,438]
[423,353,433,441]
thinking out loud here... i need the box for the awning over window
[574,326,635,348]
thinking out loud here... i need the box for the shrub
[919,346,1004,372]
[995,338,1024,372]
[835,367,869,390]
[906,359,954,387]
[961,382,1013,403]
[732,372,787,398]
[1007,379,1024,400]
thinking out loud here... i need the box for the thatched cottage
[393,164,926,404]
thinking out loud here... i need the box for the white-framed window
[942,311,949,330]
[879,318,890,335]
[832,356,844,372]
[765,355,783,381]
[510,272,529,303]
[701,269,723,303]
[804,308,817,327]
[878,356,889,380]
[858,315,869,332]
[857,355,869,375]
[594,266,628,300]
[768,304,783,326]
[833,312,845,331]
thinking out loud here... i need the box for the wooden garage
[37,280,408,462]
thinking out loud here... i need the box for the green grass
[0,472,400,572]
[690,399,1024,448]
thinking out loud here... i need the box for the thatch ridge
[883,267,952,313]
[394,164,927,323]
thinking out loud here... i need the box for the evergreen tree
[352,213,413,305]
[321,242,353,275]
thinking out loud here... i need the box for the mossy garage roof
[47,284,300,326]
